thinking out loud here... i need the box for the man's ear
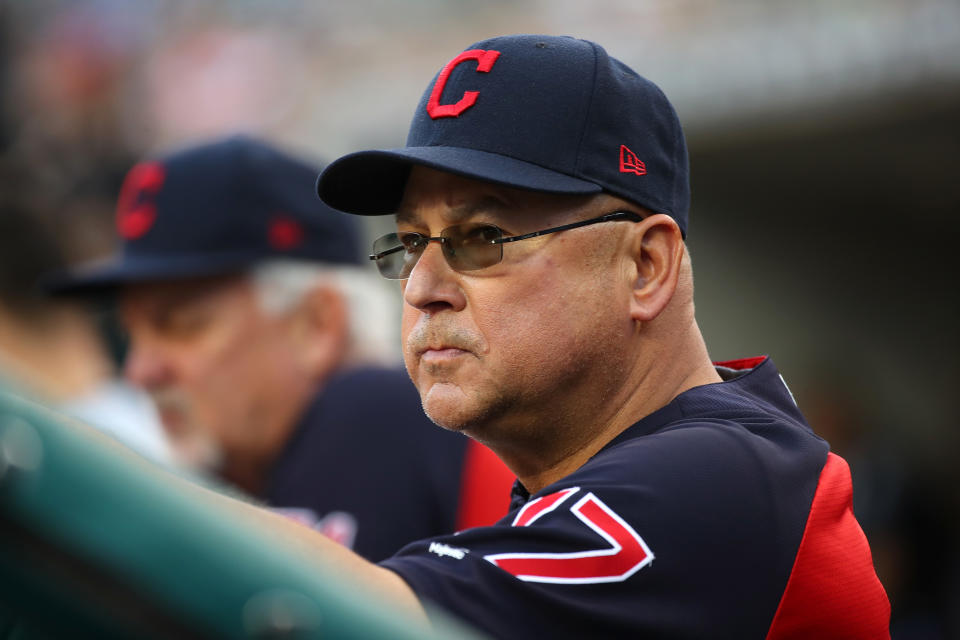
[627,214,684,323]
[287,284,349,381]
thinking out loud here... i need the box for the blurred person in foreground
[0,191,169,461]
[50,135,515,562]
[207,35,890,638]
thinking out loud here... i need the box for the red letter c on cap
[116,162,165,240]
[426,49,501,119]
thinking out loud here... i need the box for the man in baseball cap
[50,135,514,561]
[285,34,889,637]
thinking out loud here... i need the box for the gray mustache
[406,323,483,355]
[150,388,190,413]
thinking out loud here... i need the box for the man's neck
[218,387,319,497]
[509,323,721,495]
[220,463,268,497]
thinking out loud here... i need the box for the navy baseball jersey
[380,357,890,638]
[265,366,515,562]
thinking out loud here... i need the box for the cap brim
[44,251,263,296]
[317,146,603,216]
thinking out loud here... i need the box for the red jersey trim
[713,355,767,370]
[456,440,515,531]
[765,453,891,639]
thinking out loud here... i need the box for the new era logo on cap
[619,145,647,176]
[317,34,690,237]
[268,216,305,251]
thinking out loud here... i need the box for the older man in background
[51,135,514,561]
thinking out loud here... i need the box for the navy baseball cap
[317,34,690,236]
[49,135,363,294]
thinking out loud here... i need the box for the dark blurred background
[0,1,956,637]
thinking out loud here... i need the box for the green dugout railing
[0,387,482,639]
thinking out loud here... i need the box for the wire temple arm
[369,245,406,260]
[493,211,642,245]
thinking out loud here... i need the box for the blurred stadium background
[0,1,957,637]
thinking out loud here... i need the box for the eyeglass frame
[368,210,644,280]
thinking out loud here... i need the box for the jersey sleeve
[765,453,890,639]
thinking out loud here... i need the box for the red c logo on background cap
[116,162,165,240]
[426,49,501,119]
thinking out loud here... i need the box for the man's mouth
[151,392,190,435]
[406,321,483,365]
[420,346,470,364]
[156,406,186,434]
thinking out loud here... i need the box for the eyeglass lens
[371,223,504,279]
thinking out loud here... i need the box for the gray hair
[250,259,401,366]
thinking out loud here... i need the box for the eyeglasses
[369,210,642,280]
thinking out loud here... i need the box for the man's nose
[122,338,173,390]
[402,242,467,315]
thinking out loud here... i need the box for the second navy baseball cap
[49,135,363,294]
[317,34,690,236]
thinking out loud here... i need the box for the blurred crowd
[0,1,957,638]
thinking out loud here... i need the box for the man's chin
[170,432,224,473]
[420,381,502,436]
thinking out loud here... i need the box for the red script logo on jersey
[116,162,166,240]
[426,49,501,119]
[485,487,654,584]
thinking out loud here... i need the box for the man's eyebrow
[395,209,422,226]
[154,277,240,308]
[396,196,508,227]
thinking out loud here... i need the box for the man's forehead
[396,166,596,226]
[120,274,247,311]
[395,196,507,227]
